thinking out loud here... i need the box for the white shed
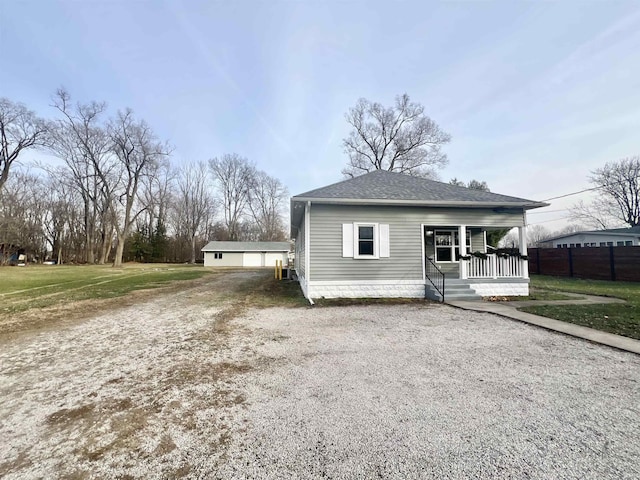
[201,241,290,268]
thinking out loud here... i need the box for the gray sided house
[201,241,290,268]
[290,170,547,301]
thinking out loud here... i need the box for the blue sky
[2,0,640,232]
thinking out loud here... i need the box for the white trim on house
[469,282,529,297]
[353,222,379,259]
[342,224,354,257]
[307,280,425,299]
[292,197,547,209]
[298,273,308,296]
[310,280,426,286]
[379,224,390,257]
[420,224,427,282]
[342,223,390,259]
[459,225,467,279]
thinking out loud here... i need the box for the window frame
[434,229,471,263]
[214,252,223,259]
[353,222,379,259]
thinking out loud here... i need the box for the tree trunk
[190,235,196,264]
[113,238,125,267]
[86,232,95,264]
[83,197,95,264]
[98,227,110,264]
[104,227,114,263]
[113,222,129,267]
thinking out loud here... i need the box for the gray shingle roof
[604,225,640,234]
[201,241,290,252]
[292,170,544,206]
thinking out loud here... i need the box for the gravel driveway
[1,272,639,479]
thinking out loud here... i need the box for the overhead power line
[527,208,569,215]
[539,187,600,202]
[527,216,573,225]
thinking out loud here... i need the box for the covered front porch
[423,224,530,300]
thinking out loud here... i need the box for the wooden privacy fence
[528,247,640,282]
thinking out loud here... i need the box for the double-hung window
[356,224,376,257]
[342,223,390,259]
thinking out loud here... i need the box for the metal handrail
[424,256,445,302]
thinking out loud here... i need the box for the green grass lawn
[0,263,212,316]
[521,275,640,340]
[488,288,579,302]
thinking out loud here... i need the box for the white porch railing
[468,254,524,278]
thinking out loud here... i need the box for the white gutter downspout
[305,201,314,305]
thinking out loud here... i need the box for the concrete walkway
[448,293,640,355]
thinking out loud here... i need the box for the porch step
[425,284,443,302]
[425,279,482,302]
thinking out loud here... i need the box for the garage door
[264,252,284,267]
[243,252,263,267]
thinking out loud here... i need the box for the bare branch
[342,93,450,178]
[0,98,48,193]
[571,156,640,228]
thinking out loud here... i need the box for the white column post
[519,224,529,279]
[459,225,467,279]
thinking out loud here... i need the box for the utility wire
[539,186,600,202]
[527,208,569,215]
[527,216,573,225]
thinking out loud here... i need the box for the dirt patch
[0,274,220,339]
[0,270,275,479]
[47,403,98,426]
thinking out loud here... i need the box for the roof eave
[291,197,549,210]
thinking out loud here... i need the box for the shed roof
[201,241,290,252]
[544,225,640,243]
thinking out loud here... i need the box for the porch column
[459,225,468,279]
[518,224,529,279]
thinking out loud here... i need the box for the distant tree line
[0,92,288,265]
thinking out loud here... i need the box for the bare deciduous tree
[209,154,255,241]
[175,161,214,263]
[571,156,640,228]
[248,170,288,241]
[570,199,616,230]
[108,110,171,267]
[0,169,47,262]
[0,98,48,193]
[49,89,113,263]
[527,224,552,247]
[555,223,586,235]
[342,94,450,178]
